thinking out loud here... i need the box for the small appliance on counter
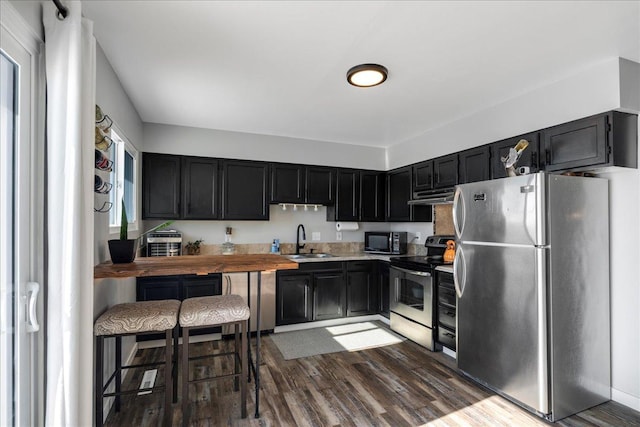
[364,231,407,254]
[146,230,182,257]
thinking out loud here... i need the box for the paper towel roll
[336,222,359,231]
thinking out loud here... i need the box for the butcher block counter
[94,253,299,279]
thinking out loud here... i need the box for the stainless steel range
[389,235,453,350]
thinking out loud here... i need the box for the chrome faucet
[296,224,306,255]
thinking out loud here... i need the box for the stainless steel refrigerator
[453,172,610,421]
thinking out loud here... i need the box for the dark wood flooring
[104,334,640,427]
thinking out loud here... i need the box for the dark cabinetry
[378,262,390,317]
[270,163,304,204]
[359,171,385,222]
[491,133,540,179]
[386,166,412,222]
[137,274,222,340]
[314,271,346,320]
[413,160,433,192]
[142,153,181,219]
[346,261,378,317]
[433,154,458,188]
[327,169,360,221]
[458,146,490,184]
[181,156,219,219]
[435,271,456,351]
[542,111,637,172]
[276,260,381,326]
[306,166,335,205]
[222,160,269,220]
[276,273,313,325]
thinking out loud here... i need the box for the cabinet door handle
[545,150,551,165]
[530,151,537,169]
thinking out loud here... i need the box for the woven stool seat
[179,295,250,328]
[94,299,181,336]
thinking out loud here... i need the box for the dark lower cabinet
[136,273,222,341]
[436,271,456,351]
[276,273,313,325]
[314,272,346,321]
[378,262,390,317]
[276,261,383,325]
[222,160,269,220]
[346,262,378,317]
[491,133,540,179]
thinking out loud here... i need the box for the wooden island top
[94,253,299,279]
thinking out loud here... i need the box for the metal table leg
[245,271,262,418]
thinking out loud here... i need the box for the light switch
[336,231,342,241]
[312,232,321,241]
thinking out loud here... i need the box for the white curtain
[43,2,95,426]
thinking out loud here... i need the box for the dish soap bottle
[222,227,235,255]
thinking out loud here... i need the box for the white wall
[143,122,385,170]
[387,57,640,410]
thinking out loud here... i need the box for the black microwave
[364,232,407,254]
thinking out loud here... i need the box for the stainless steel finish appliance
[364,231,407,254]
[389,235,453,351]
[146,230,182,257]
[453,172,610,422]
[408,187,455,205]
[222,272,275,333]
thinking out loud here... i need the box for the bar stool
[94,299,181,427]
[179,294,250,425]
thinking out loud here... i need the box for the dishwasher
[221,271,276,334]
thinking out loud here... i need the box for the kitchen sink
[287,253,334,259]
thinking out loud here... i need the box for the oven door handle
[390,266,431,277]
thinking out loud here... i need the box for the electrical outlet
[312,232,321,241]
[336,231,342,241]
[416,232,422,242]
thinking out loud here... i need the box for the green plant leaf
[120,199,128,240]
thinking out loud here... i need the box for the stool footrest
[188,371,242,385]
[103,384,166,398]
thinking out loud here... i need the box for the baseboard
[612,388,640,412]
[102,341,139,423]
[274,314,389,333]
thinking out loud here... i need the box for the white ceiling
[82,1,640,148]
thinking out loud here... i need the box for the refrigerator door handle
[453,186,465,239]
[453,246,466,298]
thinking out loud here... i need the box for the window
[108,127,138,232]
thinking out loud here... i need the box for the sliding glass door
[1,16,44,427]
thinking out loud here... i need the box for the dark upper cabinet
[386,166,412,222]
[433,154,458,188]
[458,146,491,184]
[181,156,219,219]
[313,271,346,321]
[306,166,336,205]
[276,273,313,325]
[270,163,304,204]
[413,160,434,192]
[327,169,360,221]
[360,171,385,222]
[491,133,540,179]
[142,153,181,219]
[346,261,378,317]
[542,111,637,172]
[222,160,269,220]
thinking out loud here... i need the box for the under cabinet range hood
[407,188,455,205]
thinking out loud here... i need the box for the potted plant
[108,199,138,263]
[185,239,203,255]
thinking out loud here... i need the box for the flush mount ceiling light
[347,63,388,87]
